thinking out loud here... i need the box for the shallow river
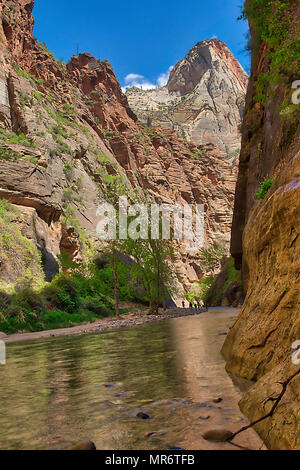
[0,309,264,450]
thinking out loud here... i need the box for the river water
[0,309,265,450]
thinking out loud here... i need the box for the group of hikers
[181,300,208,311]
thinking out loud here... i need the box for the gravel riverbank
[1,306,238,344]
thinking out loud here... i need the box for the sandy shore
[1,306,240,344]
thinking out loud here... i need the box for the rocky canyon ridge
[0,0,246,293]
[126,39,248,157]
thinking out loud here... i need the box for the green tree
[122,237,176,315]
[100,242,122,317]
[198,244,225,276]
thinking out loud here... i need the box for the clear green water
[0,311,263,450]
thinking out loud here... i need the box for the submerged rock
[212,398,223,403]
[144,430,167,438]
[136,412,150,420]
[202,429,233,442]
[69,440,96,450]
[104,383,115,388]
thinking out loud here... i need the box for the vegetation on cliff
[255,178,274,199]
[0,200,44,284]
[239,0,299,107]
[187,257,242,307]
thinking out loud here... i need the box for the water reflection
[0,311,264,450]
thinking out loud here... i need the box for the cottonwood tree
[100,241,122,317]
[98,184,177,316]
[198,243,225,276]
[97,173,131,318]
[123,237,177,315]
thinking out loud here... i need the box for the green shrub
[0,309,100,334]
[63,163,75,182]
[41,310,99,330]
[0,128,36,148]
[12,63,35,85]
[190,150,205,160]
[34,91,43,102]
[256,179,275,199]
[38,42,56,61]
[186,276,215,303]
[0,148,21,161]
[97,152,111,164]
[43,273,82,313]
[81,298,110,316]
[204,257,242,306]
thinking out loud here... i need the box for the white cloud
[157,65,174,87]
[123,73,156,91]
[124,73,145,84]
[122,65,174,92]
[211,35,218,39]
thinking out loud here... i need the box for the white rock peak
[126,39,248,156]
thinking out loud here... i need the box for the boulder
[69,440,96,450]
[202,429,233,442]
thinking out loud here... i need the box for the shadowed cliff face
[0,0,238,293]
[222,0,300,450]
[126,40,248,155]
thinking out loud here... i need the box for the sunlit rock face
[222,0,300,450]
[126,39,248,156]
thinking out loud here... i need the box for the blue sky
[33,0,250,89]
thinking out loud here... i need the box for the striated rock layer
[0,0,239,295]
[222,1,300,450]
[126,39,248,156]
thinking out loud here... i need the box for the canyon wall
[126,40,248,157]
[222,0,300,450]
[0,0,243,295]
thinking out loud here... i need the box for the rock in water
[69,440,96,450]
[104,382,115,388]
[212,398,223,403]
[136,412,150,420]
[202,429,233,442]
[144,432,156,438]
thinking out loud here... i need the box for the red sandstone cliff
[0,0,240,295]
